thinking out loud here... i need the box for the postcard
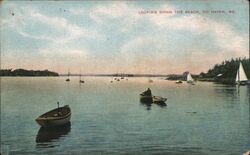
[0,0,249,155]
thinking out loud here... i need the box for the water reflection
[156,102,167,107]
[236,85,250,129]
[248,85,250,128]
[140,101,152,110]
[213,84,238,99]
[140,98,152,104]
[36,123,71,147]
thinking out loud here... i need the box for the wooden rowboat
[35,105,71,127]
[152,96,167,103]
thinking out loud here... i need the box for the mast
[238,58,240,82]
[238,64,240,82]
[80,69,82,81]
[80,69,81,81]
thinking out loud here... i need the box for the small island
[0,69,59,76]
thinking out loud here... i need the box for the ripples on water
[1,77,249,155]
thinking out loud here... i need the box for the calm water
[1,77,249,155]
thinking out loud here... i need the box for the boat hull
[236,80,250,86]
[36,105,71,127]
[140,94,153,103]
[152,96,167,103]
[36,114,71,127]
[187,81,195,85]
[176,80,183,84]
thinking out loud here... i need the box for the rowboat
[152,96,167,103]
[175,80,182,84]
[35,104,71,127]
[140,88,153,103]
[140,93,153,103]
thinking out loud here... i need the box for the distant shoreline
[0,74,244,85]
[0,69,59,76]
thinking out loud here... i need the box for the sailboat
[66,69,70,82]
[235,62,249,85]
[187,73,195,85]
[79,72,84,83]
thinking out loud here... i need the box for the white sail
[235,69,239,82]
[236,62,248,82]
[187,73,194,82]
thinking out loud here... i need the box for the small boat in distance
[235,62,249,85]
[148,79,153,83]
[187,73,195,85]
[79,71,84,83]
[152,96,167,106]
[35,102,71,127]
[66,69,70,82]
[176,80,183,84]
[140,88,167,105]
[153,96,167,103]
[140,88,153,103]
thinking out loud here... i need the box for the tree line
[199,57,249,83]
[0,69,59,76]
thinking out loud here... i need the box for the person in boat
[142,88,152,96]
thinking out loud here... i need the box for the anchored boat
[152,96,167,103]
[140,88,153,103]
[175,80,183,84]
[35,103,71,127]
[235,62,249,85]
[66,69,70,82]
[187,73,195,85]
[140,88,167,105]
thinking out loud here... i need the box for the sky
[0,0,249,74]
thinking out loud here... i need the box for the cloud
[87,1,249,73]
[1,2,248,74]
[117,4,248,73]
[39,47,88,59]
[89,2,140,32]
[148,13,248,55]
[90,2,132,21]
[2,6,94,45]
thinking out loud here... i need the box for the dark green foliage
[0,69,59,76]
[201,57,249,80]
